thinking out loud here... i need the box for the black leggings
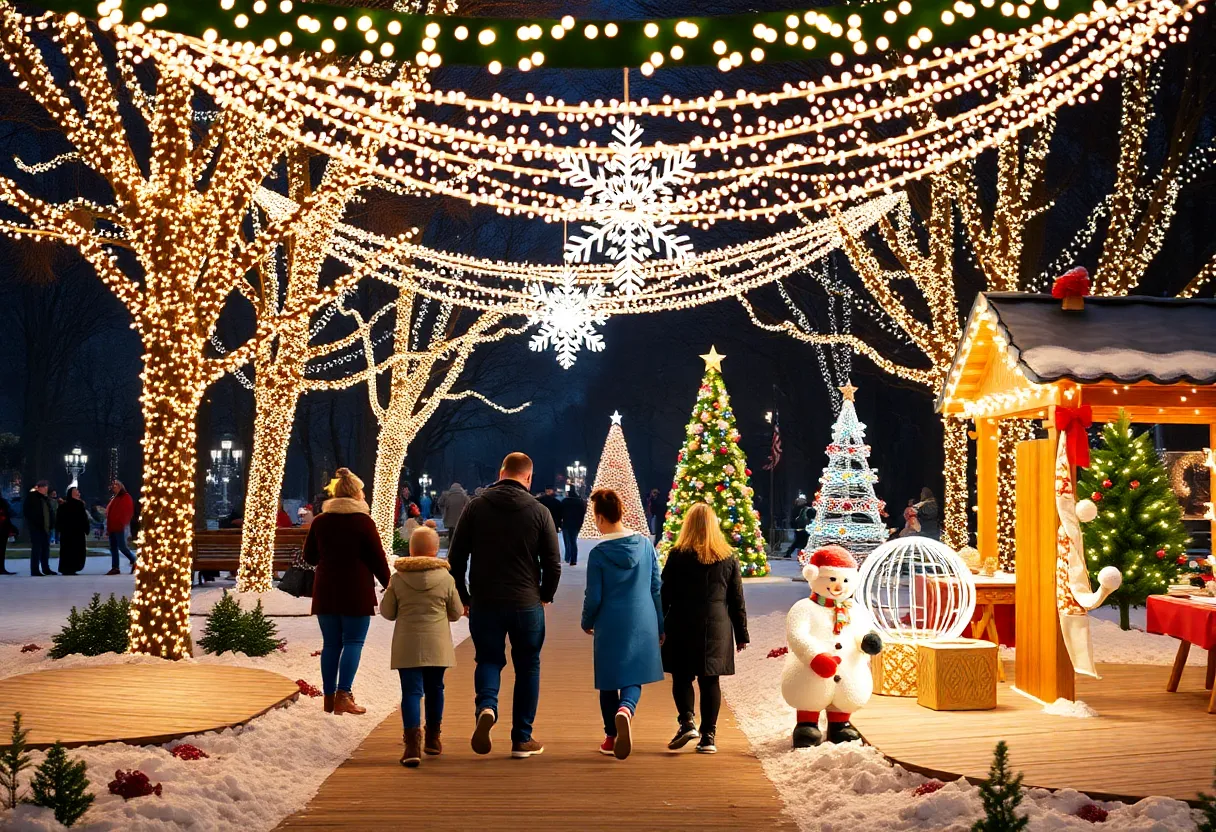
[671,674,721,734]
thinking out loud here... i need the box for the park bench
[191,527,309,584]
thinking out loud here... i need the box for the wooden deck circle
[279,585,795,832]
[0,664,300,749]
[853,661,1215,803]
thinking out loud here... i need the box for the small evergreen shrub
[972,741,1028,832]
[1,713,31,809]
[198,592,280,657]
[29,743,94,827]
[1196,767,1216,832]
[49,594,130,658]
[392,529,408,556]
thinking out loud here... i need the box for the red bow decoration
[1054,404,1092,468]
[1051,267,1090,299]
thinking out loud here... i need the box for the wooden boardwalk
[854,660,1216,803]
[0,664,299,749]
[279,590,795,831]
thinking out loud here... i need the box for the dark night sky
[0,1,1212,530]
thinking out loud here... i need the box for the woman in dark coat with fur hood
[56,487,91,575]
[660,502,749,755]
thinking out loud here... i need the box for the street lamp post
[64,447,87,489]
[418,472,432,494]
[566,460,587,498]
[209,439,244,517]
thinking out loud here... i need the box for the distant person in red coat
[305,467,391,716]
[276,500,293,528]
[105,481,137,576]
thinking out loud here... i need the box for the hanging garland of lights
[58,0,1194,237]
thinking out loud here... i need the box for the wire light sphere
[855,536,977,644]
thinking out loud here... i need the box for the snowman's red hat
[802,545,857,582]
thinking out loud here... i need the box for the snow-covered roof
[981,293,1216,385]
[938,293,1216,417]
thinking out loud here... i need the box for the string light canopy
[39,0,1196,242]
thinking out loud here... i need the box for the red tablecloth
[1147,595,1216,650]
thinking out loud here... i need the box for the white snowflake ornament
[527,269,608,369]
[561,116,695,295]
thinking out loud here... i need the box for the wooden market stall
[936,292,1216,703]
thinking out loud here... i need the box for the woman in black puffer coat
[660,502,749,755]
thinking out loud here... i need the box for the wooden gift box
[916,639,998,711]
[870,638,918,697]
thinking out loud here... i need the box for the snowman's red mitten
[810,653,841,678]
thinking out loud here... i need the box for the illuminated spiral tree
[660,348,768,577]
[578,412,650,539]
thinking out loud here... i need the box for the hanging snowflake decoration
[527,269,608,369]
[561,116,696,296]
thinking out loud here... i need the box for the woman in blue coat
[581,488,664,760]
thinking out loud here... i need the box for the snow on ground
[0,556,468,831]
[1041,698,1098,719]
[720,611,1200,832]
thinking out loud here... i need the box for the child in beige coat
[380,526,463,767]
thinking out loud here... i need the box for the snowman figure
[781,545,883,747]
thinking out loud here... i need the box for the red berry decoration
[1129,480,1140,489]
[1156,550,1166,559]
[1101,479,1112,489]
[20,644,41,653]
[766,646,789,659]
[912,780,945,797]
[169,744,209,761]
[1091,492,1102,501]
[109,770,162,800]
[1076,803,1108,823]
[296,679,323,698]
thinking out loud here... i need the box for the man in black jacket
[559,491,586,565]
[448,452,561,760]
[22,481,55,576]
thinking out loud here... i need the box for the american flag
[763,423,782,470]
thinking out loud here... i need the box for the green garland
[33,0,1095,70]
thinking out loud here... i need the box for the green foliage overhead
[49,594,130,659]
[29,743,94,827]
[1077,410,1190,630]
[31,0,1096,70]
[198,591,281,657]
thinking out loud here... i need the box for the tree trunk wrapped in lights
[0,11,388,655]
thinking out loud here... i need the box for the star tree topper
[838,381,858,402]
[561,115,696,296]
[610,410,623,425]
[700,346,726,372]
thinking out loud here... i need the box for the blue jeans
[562,527,579,565]
[398,667,446,730]
[599,685,642,737]
[470,604,545,743]
[316,615,370,695]
[109,531,135,570]
[29,529,50,574]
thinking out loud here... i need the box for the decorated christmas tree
[660,347,768,577]
[806,382,888,557]
[1078,409,1190,630]
[579,411,650,539]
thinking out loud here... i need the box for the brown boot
[401,728,422,768]
[333,691,366,715]
[424,725,442,756]
[323,694,335,714]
